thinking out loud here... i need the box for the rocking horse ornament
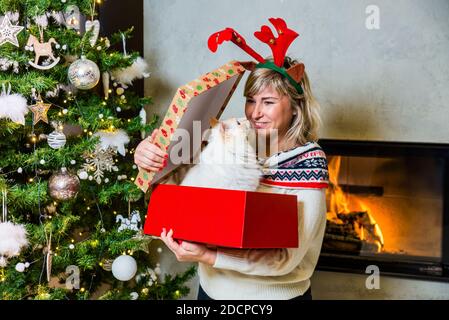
[207,17,305,95]
[26,34,60,70]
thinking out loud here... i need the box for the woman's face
[245,85,294,139]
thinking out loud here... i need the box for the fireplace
[316,139,449,281]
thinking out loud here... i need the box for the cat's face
[214,118,256,156]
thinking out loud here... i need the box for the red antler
[254,18,299,67]
[208,28,265,63]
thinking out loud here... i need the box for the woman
[134,56,328,300]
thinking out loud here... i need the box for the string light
[80,288,85,293]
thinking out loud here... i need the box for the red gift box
[144,184,299,248]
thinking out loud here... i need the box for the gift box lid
[135,61,250,192]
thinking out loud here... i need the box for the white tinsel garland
[93,129,130,156]
[0,222,28,267]
[111,57,150,87]
[0,85,29,125]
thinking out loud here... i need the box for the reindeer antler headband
[208,18,305,95]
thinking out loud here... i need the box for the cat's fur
[180,118,261,191]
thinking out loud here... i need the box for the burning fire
[326,156,385,252]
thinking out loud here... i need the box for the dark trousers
[197,285,312,300]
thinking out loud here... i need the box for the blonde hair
[243,56,321,146]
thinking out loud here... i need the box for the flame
[326,156,385,253]
[327,156,350,216]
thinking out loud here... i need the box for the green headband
[255,61,304,95]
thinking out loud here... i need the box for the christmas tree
[0,0,194,300]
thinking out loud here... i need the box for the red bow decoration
[207,18,299,68]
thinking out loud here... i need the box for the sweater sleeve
[212,188,327,276]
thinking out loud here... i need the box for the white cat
[180,118,261,191]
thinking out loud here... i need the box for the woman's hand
[134,129,168,172]
[160,228,217,266]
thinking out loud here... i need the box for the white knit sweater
[198,142,329,300]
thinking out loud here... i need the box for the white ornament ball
[104,178,109,183]
[88,175,93,181]
[100,228,106,233]
[157,247,162,253]
[47,130,67,149]
[70,160,76,165]
[132,165,137,169]
[96,46,102,51]
[40,159,45,165]
[78,171,88,180]
[69,244,75,249]
[116,107,121,112]
[68,56,100,90]
[17,167,23,174]
[62,44,67,50]
[15,262,26,272]
[55,44,61,49]
[62,109,68,114]
[116,87,124,95]
[99,114,104,119]
[24,262,30,268]
[111,255,137,281]
[130,292,139,300]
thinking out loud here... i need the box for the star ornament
[0,15,24,47]
[29,100,52,125]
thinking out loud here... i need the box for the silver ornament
[47,130,66,149]
[68,56,100,90]
[48,168,80,201]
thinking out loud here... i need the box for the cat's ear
[209,117,219,128]
[219,122,226,134]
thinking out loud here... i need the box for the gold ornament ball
[48,167,80,201]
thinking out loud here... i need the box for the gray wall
[143,0,449,299]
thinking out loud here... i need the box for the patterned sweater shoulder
[260,142,329,190]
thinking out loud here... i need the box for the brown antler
[208,28,265,63]
[254,18,299,67]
